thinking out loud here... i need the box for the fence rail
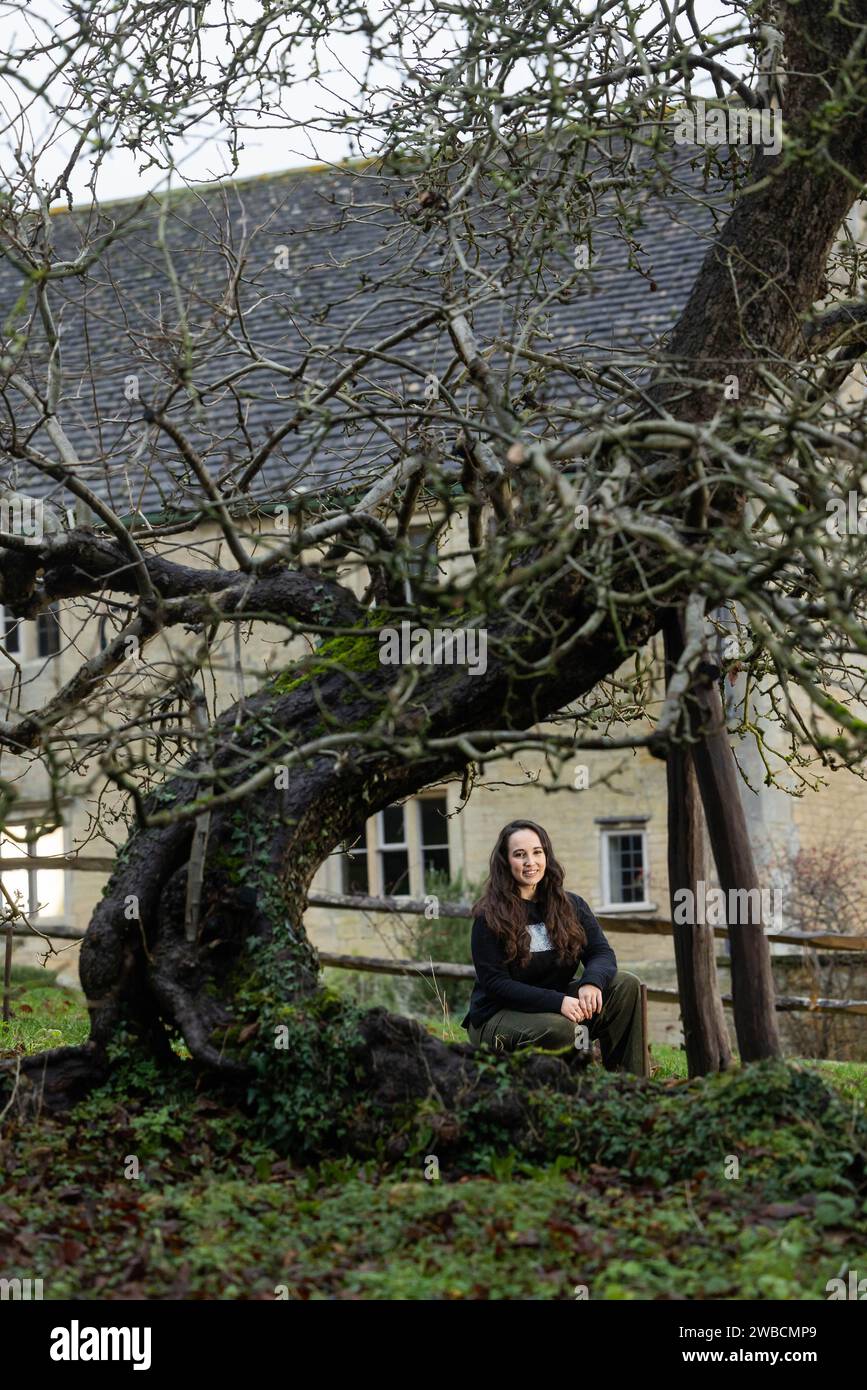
[3,872,866,1020]
[3,876,866,952]
[316,952,867,1016]
[0,855,116,873]
[306,890,867,953]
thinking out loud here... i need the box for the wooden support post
[688,669,782,1062]
[663,613,733,1076]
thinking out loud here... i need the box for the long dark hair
[473,820,586,968]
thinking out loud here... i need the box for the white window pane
[2,868,29,912]
[422,847,450,884]
[607,832,646,903]
[607,837,620,898]
[380,849,410,895]
[0,825,27,857]
[33,869,64,919]
[36,826,64,858]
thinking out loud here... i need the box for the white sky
[0,0,747,206]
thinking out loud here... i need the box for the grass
[4,972,865,1104]
[2,1160,860,1301]
[646,1043,867,1105]
[1,980,865,1300]
[419,1009,867,1103]
[0,967,90,1055]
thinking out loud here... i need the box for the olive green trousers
[466,969,645,1074]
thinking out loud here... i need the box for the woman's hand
[561,986,603,1022]
[578,984,603,1018]
[560,995,585,1023]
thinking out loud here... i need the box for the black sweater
[461,891,618,1029]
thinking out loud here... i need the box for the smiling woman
[462,819,645,1073]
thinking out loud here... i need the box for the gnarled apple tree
[2,0,867,1132]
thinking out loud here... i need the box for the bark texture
[663,615,733,1076]
[689,672,783,1062]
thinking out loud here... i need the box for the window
[378,804,410,896]
[0,604,62,662]
[97,601,132,652]
[334,793,452,898]
[1,607,20,655]
[407,527,440,586]
[600,826,650,908]
[340,821,370,895]
[419,795,450,886]
[0,822,66,923]
[710,603,742,721]
[36,604,61,658]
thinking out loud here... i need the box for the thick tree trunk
[2,586,660,1112]
[688,670,782,1063]
[663,616,733,1076]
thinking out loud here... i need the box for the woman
[461,819,645,1073]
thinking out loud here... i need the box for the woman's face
[507,829,546,892]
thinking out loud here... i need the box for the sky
[0,0,747,206]
[0,0,377,204]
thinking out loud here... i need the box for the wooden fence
[307,891,867,1018]
[3,866,867,1024]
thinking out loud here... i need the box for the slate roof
[0,142,738,521]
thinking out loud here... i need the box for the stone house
[1,155,865,1045]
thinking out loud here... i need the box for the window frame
[330,791,453,899]
[339,821,371,897]
[405,525,442,589]
[598,824,653,911]
[0,602,63,666]
[375,804,411,897]
[0,604,21,656]
[416,794,451,892]
[0,815,70,927]
[35,603,62,659]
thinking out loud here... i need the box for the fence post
[640,982,650,1077]
[2,921,12,1024]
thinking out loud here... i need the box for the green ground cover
[1,970,863,1300]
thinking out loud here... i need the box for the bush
[321,871,479,1033]
[762,842,867,1062]
[386,869,480,1026]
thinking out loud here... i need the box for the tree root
[0,1043,110,1117]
